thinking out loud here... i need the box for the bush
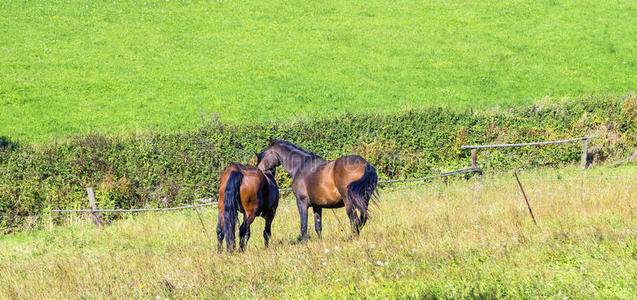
[0,95,635,231]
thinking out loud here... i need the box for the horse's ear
[254,151,259,157]
[269,138,275,146]
[281,134,287,141]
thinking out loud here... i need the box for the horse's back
[220,164,262,184]
[220,164,278,213]
[218,164,242,211]
[219,164,260,207]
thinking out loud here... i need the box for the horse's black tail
[347,163,379,231]
[223,171,243,252]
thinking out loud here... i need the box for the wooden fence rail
[461,136,596,170]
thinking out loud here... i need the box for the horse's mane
[275,140,323,159]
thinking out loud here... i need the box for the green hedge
[1,95,635,231]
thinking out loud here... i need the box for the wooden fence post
[192,201,208,236]
[514,170,537,225]
[471,149,478,168]
[580,139,588,170]
[87,187,102,226]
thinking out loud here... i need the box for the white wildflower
[324,248,330,254]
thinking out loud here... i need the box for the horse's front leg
[296,194,310,242]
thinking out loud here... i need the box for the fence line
[50,167,480,213]
[518,175,637,182]
[460,136,596,149]
[461,136,596,170]
[264,167,480,192]
[377,167,479,184]
[382,174,637,200]
[51,202,217,213]
[39,135,620,215]
[48,174,636,214]
[428,174,637,196]
[610,151,637,167]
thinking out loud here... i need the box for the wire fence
[431,174,637,195]
[51,167,480,213]
[48,173,637,214]
[377,167,479,184]
[29,133,636,216]
[50,202,218,213]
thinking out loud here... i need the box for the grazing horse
[257,139,378,241]
[216,162,279,253]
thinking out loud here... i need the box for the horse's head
[256,138,283,172]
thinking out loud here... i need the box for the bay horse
[257,138,378,241]
[216,162,279,253]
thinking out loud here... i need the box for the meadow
[1,165,635,298]
[1,0,636,141]
[1,0,636,298]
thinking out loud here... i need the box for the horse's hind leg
[345,201,361,236]
[313,206,323,239]
[239,213,256,251]
[216,213,224,253]
[263,210,275,248]
[339,187,361,236]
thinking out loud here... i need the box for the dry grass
[1,166,635,299]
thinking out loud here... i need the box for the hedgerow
[1,95,635,231]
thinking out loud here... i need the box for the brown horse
[257,139,378,241]
[216,162,279,253]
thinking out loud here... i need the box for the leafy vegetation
[1,96,635,231]
[1,166,635,298]
[1,0,636,141]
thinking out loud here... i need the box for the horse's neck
[277,147,325,179]
[278,149,301,178]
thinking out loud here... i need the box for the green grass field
[1,166,635,298]
[1,0,636,141]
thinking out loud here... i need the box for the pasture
[1,166,635,298]
[1,0,636,141]
[1,0,636,298]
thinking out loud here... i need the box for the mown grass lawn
[1,0,636,141]
[1,166,635,298]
